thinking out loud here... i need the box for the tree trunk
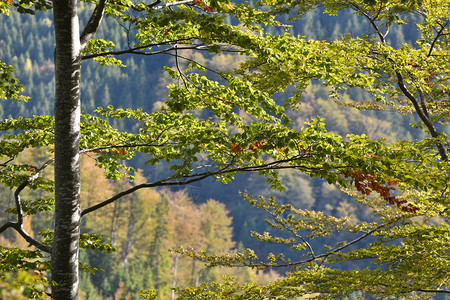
[51,0,82,299]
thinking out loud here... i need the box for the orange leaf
[230,144,243,153]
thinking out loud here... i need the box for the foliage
[0,0,449,299]
[0,62,29,102]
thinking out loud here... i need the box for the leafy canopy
[0,0,449,299]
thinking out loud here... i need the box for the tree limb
[355,1,449,162]
[350,4,387,43]
[109,0,193,12]
[417,289,450,294]
[80,0,108,52]
[396,71,448,161]
[0,158,54,253]
[0,222,52,253]
[427,21,449,57]
[81,155,320,216]
[81,38,203,60]
[151,0,194,10]
[252,223,387,268]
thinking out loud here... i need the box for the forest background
[0,1,447,299]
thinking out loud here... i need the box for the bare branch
[80,0,108,52]
[79,142,168,154]
[111,0,193,11]
[0,156,15,167]
[0,222,52,253]
[81,155,321,216]
[164,51,232,76]
[350,4,387,43]
[81,174,206,216]
[0,158,54,253]
[396,71,448,161]
[174,44,190,89]
[427,21,450,57]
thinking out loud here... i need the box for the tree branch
[0,222,52,253]
[427,21,449,57]
[81,173,208,216]
[262,206,316,258]
[110,0,193,12]
[81,38,196,60]
[350,4,387,43]
[0,156,15,167]
[151,0,194,11]
[253,223,387,268]
[80,0,108,52]
[0,158,54,253]
[417,289,450,294]
[81,155,320,216]
[355,1,448,162]
[396,71,448,161]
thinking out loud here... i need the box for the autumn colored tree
[0,0,449,300]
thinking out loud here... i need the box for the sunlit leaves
[82,39,125,67]
[0,62,29,102]
[2,0,449,298]
[0,245,50,297]
[1,0,52,15]
[79,233,116,254]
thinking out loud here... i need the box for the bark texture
[51,1,82,299]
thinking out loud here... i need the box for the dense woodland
[0,0,449,299]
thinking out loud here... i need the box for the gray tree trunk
[51,0,82,299]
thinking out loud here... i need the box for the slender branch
[80,0,108,52]
[427,21,449,57]
[416,85,431,121]
[355,0,448,161]
[14,158,54,223]
[372,1,384,21]
[81,38,195,60]
[262,208,316,258]
[81,155,322,216]
[0,158,54,253]
[417,289,450,294]
[174,44,190,90]
[253,223,387,268]
[277,215,316,258]
[81,173,208,216]
[396,71,448,161]
[111,0,193,11]
[0,156,15,167]
[350,4,386,43]
[151,0,194,11]
[79,142,169,154]
[164,52,230,76]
